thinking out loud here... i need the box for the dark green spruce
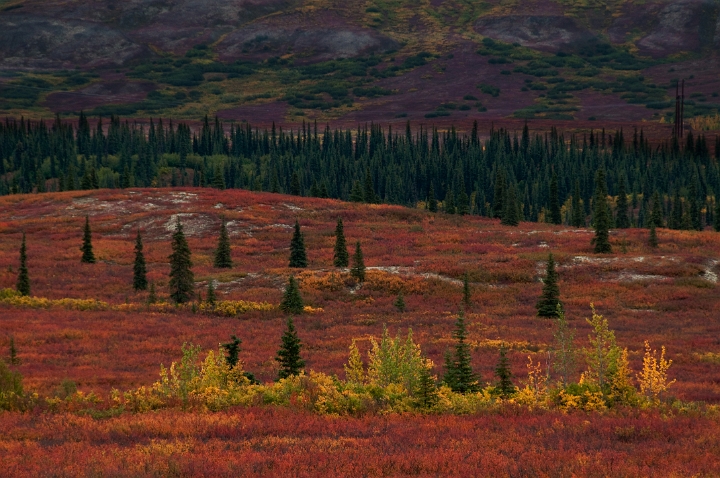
[80,215,96,263]
[168,219,194,304]
[350,241,366,282]
[276,317,305,380]
[615,178,630,229]
[549,173,561,225]
[133,230,148,291]
[280,275,304,314]
[333,218,349,268]
[214,220,232,268]
[443,311,480,393]
[592,169,612,253]
[289,220,308,268]
[536,253,562,318]
[494,344,515,398]
[16,233,29,297]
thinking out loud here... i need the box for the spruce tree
[80,215,96,263]
[571,180,585,227]
[333,218,349,268]
[222,335,241,368]
[394,290,406,312]
[349,180,364,202]
[206,280,216,306]
[350,241,366,282]
[16,233,29,297]
[427,184,438,212]
[9,336,19,365]
[494,344,515,398]
[536,253,562,318]
[280,275,304,314]
[276,317,305,380]
[591,169,612,253]
[689,182,701,231]
[670,191,682,230]
[211,165,226,190]
[615,178,630,229]
[168,219,194,304]
[649,223,658,248]
[148,281,157,304]
[443,311,479,393]
[363,168,376,204]
[133,230,147,291]
[650,191,664,228]
[416,362,439,410]
[290,172,301,196]
[715,197,720,232]
[492,169,505,219]
[457,190,470,216]
[500,183,519,226]
[289,220,308,268]
[549,173,562,225]
[462,272,471,308]
[214,220,232,268]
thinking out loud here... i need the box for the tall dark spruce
[333,218,349,268]
[80,215,96,264]
[536,253,562,318]
[168,219,194,304]
[289,220,308,268]
[592,169,612,253]
[276,317,305,380]
[16,233,30,297]
[133,230,148,291]
[214,220,233,268]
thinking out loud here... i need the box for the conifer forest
[3,0,720,474]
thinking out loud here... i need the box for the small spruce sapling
[80,215,96,263]
[133,230,148,291]
[394,290,406,312]
[280,276,304,314]
[350,241,366,282]
[649,223,658,248]
[147,281,157,304]
[9,336,19,365]
[462,272,471,308]
[536,254,562,318]
[214,220,232,268]
[16,233,29,297]
[206,280,216,306]
[333,218,349,268]
[443,311,479,393]
[494,343,515,398]
[289,220,308,268]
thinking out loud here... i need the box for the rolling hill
[0,0,719,125]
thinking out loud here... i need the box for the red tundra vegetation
[1,187,719,476]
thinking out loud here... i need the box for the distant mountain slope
[0,0,718,125]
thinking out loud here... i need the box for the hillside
[2,187,720,475]
[1,187,719,399]
[1,0,719,126]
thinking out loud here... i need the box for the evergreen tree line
[2,115,720,230]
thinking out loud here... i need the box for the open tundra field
[0,187,720,476]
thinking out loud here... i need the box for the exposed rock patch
[474,15,596,52]
[0,14,147,69]
[637,0,720,57]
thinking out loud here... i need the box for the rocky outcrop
[217,12,399,63]
[0,14,147,69]
[474,15,596,52]
[636,0,719,57]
